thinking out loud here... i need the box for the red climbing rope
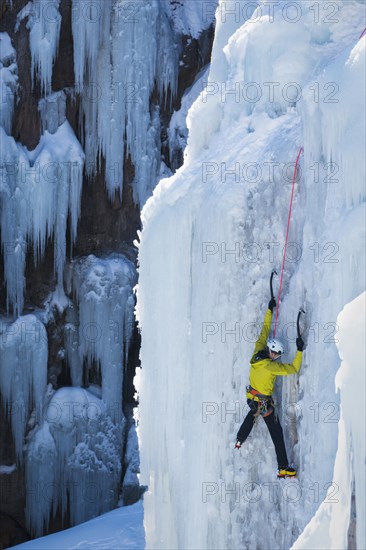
[273,147,303,337]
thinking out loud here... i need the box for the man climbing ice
[235,296,305,478]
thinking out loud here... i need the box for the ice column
[0,315,48,461]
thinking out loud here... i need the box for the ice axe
[297,308,305,338]
[270,269,277,301]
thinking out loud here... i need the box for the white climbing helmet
[267,338,284,355]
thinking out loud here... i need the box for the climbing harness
[247,385,274,418]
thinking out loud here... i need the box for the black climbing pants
[237,399,288,469]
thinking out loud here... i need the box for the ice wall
[292,291,365,550]
[136,1,365,548]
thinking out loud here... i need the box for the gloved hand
[268,297,276,312]
[296,336,305,352]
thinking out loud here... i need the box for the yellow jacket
[246,309,302,400]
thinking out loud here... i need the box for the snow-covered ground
[136,1,366,549]
[12,500,144,550]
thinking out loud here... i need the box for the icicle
[64,303,83,387]
[71,255,136,422]
[71,0,179,205]
[0,33,18,134]
[72,0,104,90]
[0,121,84,316]
[156,7,179,109]
[0,315,48,461]
[131,105,161,205]
[25,422,57,536]
[72,0,110,181]
[20,0,62,95]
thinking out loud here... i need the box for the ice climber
[235,296,304,478]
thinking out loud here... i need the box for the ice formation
[71,0,180,204]
[66,255,137,421]
[1,8,84,319]
[0,122,84,317]
[23,254,136,536]
[25,387,123,536]
[0,315,48,461]
[121,421,141,505]
[160,0,218,39]
[17,0,62,94]
[1,0,214,313]
[0,32,18,134]
[136,1,365,548]
[1,0,219,543]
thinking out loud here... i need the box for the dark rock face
[347,488,357,550]
[52,0,75,93]
[176,27,215,111]
[0,511,29,549]
[161,27,215,171]
[11,13,42,149]
[0,408,29,548]
[73,157,140,259]
[0,1,215,545]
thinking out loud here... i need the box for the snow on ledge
[0,464,16,475]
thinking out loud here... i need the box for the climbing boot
[277,466,297,478]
